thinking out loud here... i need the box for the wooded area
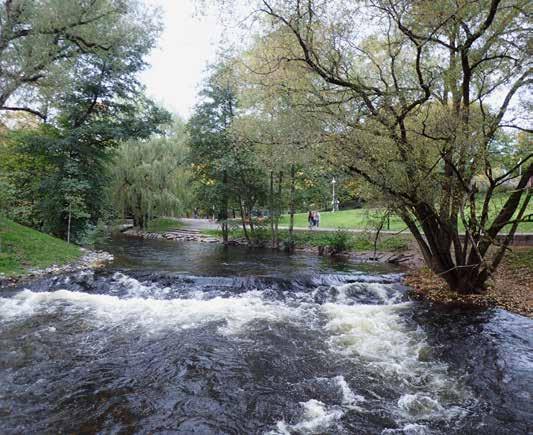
[1,0,531,294]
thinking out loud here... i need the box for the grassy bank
[0,216,82,277]
[146,217,184,233]
[202,228,409,252]
[280,193,533,232]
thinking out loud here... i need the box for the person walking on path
[308,210,314,229]
[315,211,320,228]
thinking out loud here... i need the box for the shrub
[325,228,352,252]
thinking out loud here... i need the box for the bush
[76,220,109,246]
[324,228,352,252]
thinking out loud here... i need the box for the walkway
[179,218,533,245]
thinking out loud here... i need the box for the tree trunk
[288,163,296,252]
[239,197,250,243]
[269,170,276,248]
[405,197,530,294]
[67,204,72,244]
[221,170,228,244]
[274,170,283,248]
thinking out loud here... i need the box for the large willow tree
[218,0,532,293]
[111,121,191,229]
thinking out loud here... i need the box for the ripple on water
[0,258,528,434]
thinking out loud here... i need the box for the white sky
[139,0,224,119]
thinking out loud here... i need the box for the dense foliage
[187,64,267,242]
[111,120,192,229]
[210,0,532,293]
[0,0,169,241]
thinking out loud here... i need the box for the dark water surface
[1,236,531,434]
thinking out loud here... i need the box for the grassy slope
[280,193,533,232]
[0,216,82,276]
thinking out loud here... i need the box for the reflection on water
[98,235,398,276]
[0,236,531,434]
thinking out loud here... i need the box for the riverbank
[0,249,114,288]
[406,247,533,317]
[0,216,84,276]
[122,224,532,316]
[0,216,113,288]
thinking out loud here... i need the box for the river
[1,236,531,434]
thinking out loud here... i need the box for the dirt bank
[406,247,533,318]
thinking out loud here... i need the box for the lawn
[279,209,406,231]
[0,216,82,276]
[280,193,533,233]
[146,217,184,233]
[201,228,409,252]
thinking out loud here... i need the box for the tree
[0,0,160,119]
[188,62,267,244]
[0,0,168,241]
[217,0,532,293]
[111,120,191,229]
[231,30,325,247]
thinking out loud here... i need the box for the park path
[179,218,533,245]
[179,218,220,230]
[180,218,404,235]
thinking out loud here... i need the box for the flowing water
[0,237,531,434]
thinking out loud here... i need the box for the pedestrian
[308,210,314,229]
[315,211,320,228]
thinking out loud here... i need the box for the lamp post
[331,178,337,213]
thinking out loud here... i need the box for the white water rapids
[0,270,474,434]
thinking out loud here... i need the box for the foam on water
[270,399,344,434]
[267,376,364,434]
[382,423,430,434]
[332,282,403,304]
[1,270,473,432]
[323,302,425,371]
[334,375,365,408]
[0,288,310,335]
[322,301,471,423]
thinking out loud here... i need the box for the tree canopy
[210,0,532,292]
[0,0,160,120]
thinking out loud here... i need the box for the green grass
[201,228,409,252]
[280,193,533,233]
[146,217,184,233]
[0,216,82,276]
[279,209,406,231]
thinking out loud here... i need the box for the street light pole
[331,178,337,213]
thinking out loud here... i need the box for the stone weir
[123,228,220,244]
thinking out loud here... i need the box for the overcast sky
[139,0,224,119]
